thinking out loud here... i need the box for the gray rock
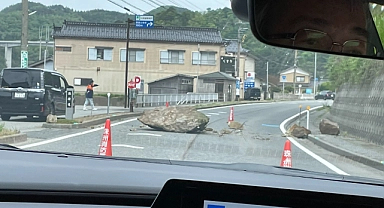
[228,121,244,130]
[46,114,57,123]
[319,118,340,135]
[138,106,210,133]
[288,124,311,138]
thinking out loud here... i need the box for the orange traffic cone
[98,119,112,156]
[166,101,169,107]
[280,140,292,167]
[228,106,234,122]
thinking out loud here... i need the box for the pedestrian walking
[83,80,99,111]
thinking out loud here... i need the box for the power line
[119,0,147,14]
[166,0,184,8]
[180,0,202,11]
[141,0,157,9]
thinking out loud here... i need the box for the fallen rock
[205,127,214,131]
[319,118,340,135]
[138,106,209,133]
[288,124,311,138]
[220,129,232,134]
[228,121,244,130]
[46,114,57,123]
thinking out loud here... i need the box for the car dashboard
[0,149,382,208]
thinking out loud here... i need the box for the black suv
[0,68,75,121]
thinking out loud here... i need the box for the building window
[120,49,144,62]
[88,47,112,61]
[181,79,192,84]
[296,76,305,82]
[55,46,72,52]
[160,50,184,64]
[192,51,216,65]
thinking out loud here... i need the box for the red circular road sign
[134,76,141,84]
[128,81,136,89]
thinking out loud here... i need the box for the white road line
[206,115,212,117]
[127,133,162,137]
[218,112,227,114]
[98,144,144,149]
[198,103,271,111]
[207,113,220,115]
[17,118,138,149]
[280,107,350,176]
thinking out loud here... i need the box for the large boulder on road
[319,118,340,135]
[138,106,210,133]
[288,124,311,138]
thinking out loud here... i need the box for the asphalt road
[13,100,384,180]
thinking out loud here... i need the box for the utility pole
[314,52,317,95]
[39,26,42,60]
[21,0,28,68]
[293,50,298,94]
[266,61,269,99]
[236,27,241,78]
[196,44,200,93]
[124,18,133,109]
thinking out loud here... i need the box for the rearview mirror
[232,0,384,60]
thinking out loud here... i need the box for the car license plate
[14,92,26,98]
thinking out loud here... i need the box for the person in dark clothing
[83,80,99,111]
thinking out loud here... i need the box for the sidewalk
[302,109,384,171]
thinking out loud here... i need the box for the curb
[0,133,27,144]
[285,107,384,172]
[42,112,143,129]
[307,135,384,172]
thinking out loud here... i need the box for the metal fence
[136,93,219,107]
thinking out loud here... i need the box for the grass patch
[57,119,80,124]
[316,103,332,111]
[0,123,20,136]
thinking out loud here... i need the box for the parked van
[244,87,261,100]
[0,68,75,121]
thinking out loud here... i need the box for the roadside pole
[107,93,111,116]
[306,106,311,129]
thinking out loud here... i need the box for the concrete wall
[329,77,384,145]
[272,92,299,100]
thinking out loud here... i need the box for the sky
[1,0,231,14]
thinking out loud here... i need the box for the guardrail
[136,93,219,107]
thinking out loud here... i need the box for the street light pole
[266,61,269,99]
[314,52,317,95]
[21,0,28,68]
[293,50,298,94]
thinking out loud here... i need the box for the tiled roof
[53,21,223,44]
[225,40,249,54]
[199,71,236,80]
[147,74,194,84]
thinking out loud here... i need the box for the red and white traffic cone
[98,119,112,156]
[280,140,292,168]
[228,106,234,123]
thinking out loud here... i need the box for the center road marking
[207,113,220,115]
[280,106,350,176]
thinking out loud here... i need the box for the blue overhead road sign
[135,15,154,28]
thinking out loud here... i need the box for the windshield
[0,0,383,183]
[1,69,41,89]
